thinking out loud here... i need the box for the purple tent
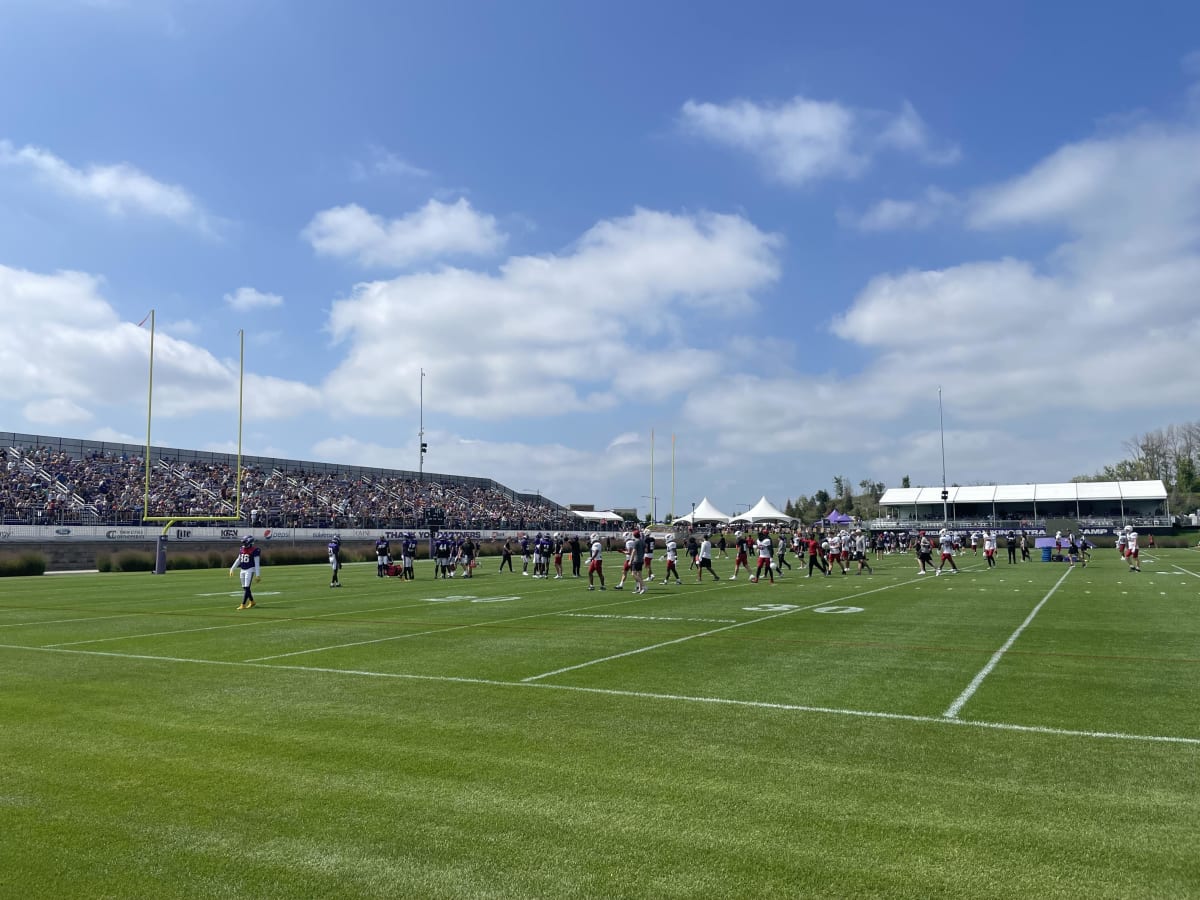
[823,509,853,525]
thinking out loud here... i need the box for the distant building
[872,481,1169,533]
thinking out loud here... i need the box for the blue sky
[1,0,1198,518]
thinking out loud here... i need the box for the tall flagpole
[939,386,948,524]
[650,428,655,524]
[671,433,676,522]
[143,309,155,520]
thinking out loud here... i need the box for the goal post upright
[142,316,247,542]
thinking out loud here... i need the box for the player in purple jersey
[327,535,343,587]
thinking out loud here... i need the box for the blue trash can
[1041,546,1052,562]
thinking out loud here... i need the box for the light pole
[418,368,427,481]
[642,495,658,525]
[938,385,948,524]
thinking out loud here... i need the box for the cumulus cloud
[679,95,957,186]
[350,145,430,181]
[223,286,283,311]
[321,207,782,419]
[302,198,506,268]
[686,119,1200,488]
[0,264,320,436]
[843,186,959,231]
[0,139,214,232]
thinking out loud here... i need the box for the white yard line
[2,641,1196,747]
[42,598,490,649]
[244,587,696,662]
[942,566,1073,719]
[0,612,144,629]
[1173,565,1200,579]
[522,573,940,683]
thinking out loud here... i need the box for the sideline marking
[522,573,940,683]
[244,589,687,662]
[1,641,1196,747]
[0,612,144,629]
[943,567,1073,719]
[560,613,738,624]
[41,598,482,649]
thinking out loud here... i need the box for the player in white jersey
[614,534,636,589]
[827,533,846,574]
[752,531,775,583]
[1115,530,1127,560]
[586,534,606,590]
[661,536,681,584]
[970,531,980,555]
[1123,524,1140,572]
[935,529,959,575]
[982,530,997,568]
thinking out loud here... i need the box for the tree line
[1073,421,1200,515]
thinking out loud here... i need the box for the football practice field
[2,547,1199,898]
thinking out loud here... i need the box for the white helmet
[939,528,948,536]
[1124,524,1133,533]
[590,533,599,542]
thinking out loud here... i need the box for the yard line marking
[522,573,942,683]
[0,612,144,629]
[943,566,1073,719]
[1174,565,1200,579]
[245,573,777,663]
[41,598,487,649]
[2,642,1197,746]
[243,589,679,662]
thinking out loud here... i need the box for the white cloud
[679,95,957,186]
[22,396,93,426]
[844,187,959,231]
[321,207,781,419]
[0,139,214,232]
[350,145,429,181]
[162,318,201,337]
[877,101,962,165]
[607,432,640,451]
[302,198,506,268]
[0,264,320,435]
[223,286,283,311]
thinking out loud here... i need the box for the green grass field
[2,546,1199,898]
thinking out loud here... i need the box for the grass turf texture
[1,550,1198,898]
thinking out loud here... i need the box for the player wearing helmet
[935,528,958,575]
[587,533,606,591]
[753,530,775,584]
[229,536,262,609]
[1124,524,1140,572]
[327,535,343,588]
[375,535,391,578]
[552,533,564,579]
[661,534,681,584]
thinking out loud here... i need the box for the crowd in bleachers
[1,446,581,531]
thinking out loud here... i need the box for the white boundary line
[0,612,145,629]
[1173,565,1200,579]
[522,572,943,683]
[1,641,1196,747]
[41,597,495,649]
[943,566,1073,719]
[244,585,709,662]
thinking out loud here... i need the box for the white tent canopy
[675,497,730,524]
[571,510,622,522]
[730,496,794,523]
